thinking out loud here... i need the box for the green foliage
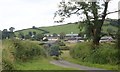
[9,27,15,32]
[34,33,44,41]
[15,29,43,37]
[56,40,66,46]
[2,27,16,39]
[60,46,69,50]
[18,32,24,39]
[59,32,65,39]
[14,58,75,70]
[2,60,15,70]
[15,21,118,35]
[61,51,118,70]
[24,34,31,39]
[70,43,119,65]
[49,45,61,57]
[13,40,46,61]
[28,31,32,36]
[2,39,47,70]
[2,40,16,70]
[53,33,58,37]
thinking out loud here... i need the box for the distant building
[65,34,78,37]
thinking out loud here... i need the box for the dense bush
[2,39,47,70]
[2,59,15,70]
[2,40,15,70]
[56,40,66,46]
[49,45,61,57]
[13,40,46,61]
[70,42,119,65]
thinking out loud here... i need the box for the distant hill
[15,19,118,36]
[40,23,80,34]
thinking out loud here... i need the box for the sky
[0,0,120,31]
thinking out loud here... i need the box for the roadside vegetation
[61,42,119,70]
[2,39,46,70]
[2,39,74,70]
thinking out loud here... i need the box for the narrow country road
[50,60,104,70]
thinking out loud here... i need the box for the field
[40,23,80,34]
[15,28,44,36]
[15,20,118,35]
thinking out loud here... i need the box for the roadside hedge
[70,42,119,65]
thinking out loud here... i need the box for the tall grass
[70,42,119,65]
[2,39,47,70]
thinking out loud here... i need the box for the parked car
[99,36,115,43]
[77,37,85,42]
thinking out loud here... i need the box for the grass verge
[61,50,118,70]
[14,57,76,70]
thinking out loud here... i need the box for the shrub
[2,40,16,70]
[49,45,61,57]
[56,40,66,46]
[2,59,15,70]
[13,40,46,61]
[70,42,119,65]
[2,39,47,70]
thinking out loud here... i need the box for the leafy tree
[8,27,15,39]
[2,29,8,39]
[54,0,120,46]
[49,45,61,57]
[18,32,24,39]
[2,28,15,39]
[60,32,65,39]
[28,31,32,36]
[32,26,36,29]
[33,31,36,35]
[9,27,15,32]
[53,33,58,37]
[35,33,44,41]
[8,32,15,39]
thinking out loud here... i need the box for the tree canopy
[54,0,120,46]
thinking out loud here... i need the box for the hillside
[15,23,80,36]
[40,23,80,34]
[15,19,118,35]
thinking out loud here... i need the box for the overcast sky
[0,0,119,31]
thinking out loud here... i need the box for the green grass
[2,39,77,70]
[102,25,118,33]
[61,50,118,70]
[14,18,118,36]
[15,22,118,36]
[14,57,75,70]
[15,28,43,36]
[40,23,80,34]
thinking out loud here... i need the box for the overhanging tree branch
[106,10,120,15]
[69,8,80,14]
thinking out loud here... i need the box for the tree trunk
[92,2,109,47]
[92,20,103,46]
